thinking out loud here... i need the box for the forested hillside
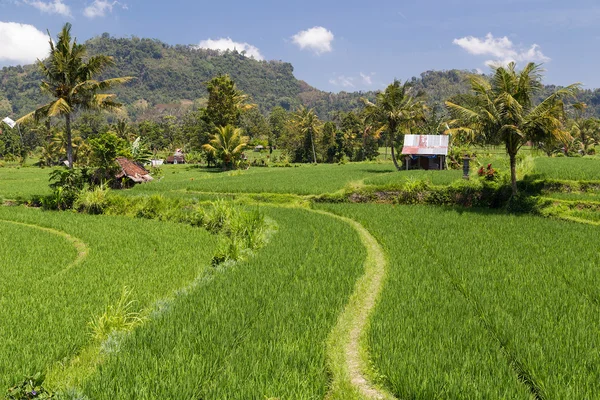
[1,34,600,121]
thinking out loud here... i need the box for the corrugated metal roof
[401,135,449,155]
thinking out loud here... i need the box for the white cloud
[453,33,550,67]
[84,0,126,18]
[360,72,373,85]
[0,22,49,65]
[197,37,264,61]
[292,26,334,54]
[24,0,71,16]
[329,75,355,88]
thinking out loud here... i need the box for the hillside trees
[17,23,132,168]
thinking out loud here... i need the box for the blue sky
[1,0,599,92]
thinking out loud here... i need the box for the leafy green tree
[17,23,132,169]
[240,107,270,141]
[0,97,12,117]
[268,106,289,147]
[570,103,599,153]
[205,75,254,128]
[446,62,579,195]
[130,137,153,164]
[291,106,321,163]
[89,131,129,182]
[202,125,248,169]
[357,111,384,161]
[181,109,210,150]
[363,80,427,170]
[114,118,132,140]
[320,121,338,162]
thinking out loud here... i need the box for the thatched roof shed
[115,157,153,183]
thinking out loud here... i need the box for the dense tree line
[0,27,598,172]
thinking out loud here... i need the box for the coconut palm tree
[292,106,321,163]
[570,103,599,154]
[202,125,248,169]
[446,62,579,195]
[17,23,132,168]
[362,80,427,170]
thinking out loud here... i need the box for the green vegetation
[321,203,600,398]
[0,167,52,199]
[127,163,395,196]
[0,206,216,389]
[447,62,579,194]
[17,23,132,169]
[533,156,600,181]
[78,207,364,399]
[3,22,600,400]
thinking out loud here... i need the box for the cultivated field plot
[363,169,462,187]
[0,167,52,199]
[75,207,365,399]
[533,157,600,181]
[129,163,395,196]
[320,203,600,398]
[0,207,215,388]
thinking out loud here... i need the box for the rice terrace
[1,10,600,400]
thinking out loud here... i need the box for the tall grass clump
[88,287,146,341]
[74,186,110,215]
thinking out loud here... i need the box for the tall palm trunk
[389,130,401,170]
[65,114,73,169]
[509,152,518,196]
[310,129,317,163]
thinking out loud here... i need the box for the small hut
[401,135,449,170]
[115,157,153,186]
[166,149,186,164]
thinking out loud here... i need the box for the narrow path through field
[0,219,89,280]
[311,209,395,400]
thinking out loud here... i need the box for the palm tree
[570,103,599,154]
[363,80,427,170]
[202,125,248,169]
[446,62,579,195]
[292,106,321,163]
[17,23,132,168]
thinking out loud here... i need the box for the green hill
[1,34,599,121]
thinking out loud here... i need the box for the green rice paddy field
[1,156,600,398]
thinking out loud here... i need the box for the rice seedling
[78,207,365,399]
[320,203,600,398]
[533,156,600,181]
[0,206,216,389]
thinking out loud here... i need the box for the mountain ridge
[1,34,600,121]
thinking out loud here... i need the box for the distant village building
[115,157,153,187]
[166,149,186,164]
[401,135,449,170]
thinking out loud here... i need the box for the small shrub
[46,168,89,210]
[477,164,497,181]
[204,199,234,234]
[74,186,110,215]
[134,195,168,219]
[5,373,54,400]
[88,287,146,341]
